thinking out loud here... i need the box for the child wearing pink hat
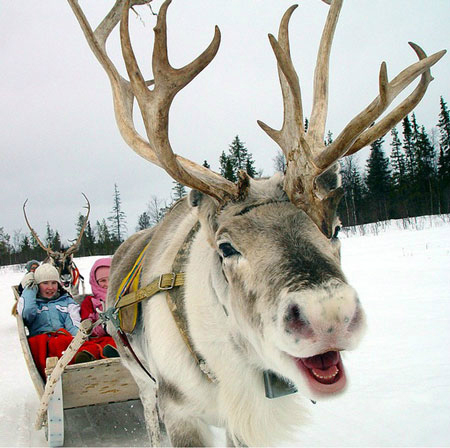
[80,258,119,357]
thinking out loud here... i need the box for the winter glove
[21,272,36,290]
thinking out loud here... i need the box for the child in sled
[18,264,115,379]
[80,257,119,357]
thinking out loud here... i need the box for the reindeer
[68,0,445,445]
[23,194,90,297]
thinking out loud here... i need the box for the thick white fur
[113,175,365,446]
[184,226,309,446]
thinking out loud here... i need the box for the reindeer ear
[188,190,203,208]
[315,162,341,196]
[188,190,219,243]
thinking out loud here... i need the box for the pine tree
[229,135,248,171]
[219,151,236,182]
[137,212,151,231]
[75,214,89,256]
[365,137,391,221]
[108,183,127,244]
[390,127,406,187]
[402,115,416,180]
[75,216,95,256]
[339,156,365,226]
[219,136,257,181]
[96,219,114,254]
[415,125,437,215]
[51,231,62,252]
[29,232,45,260]
[45,223,55,248]
[390,126,409,218]
[202,160,210,169]
[0,228,12,265]
[20,235,32,260]
[172,181,187,201]
[401,113,438,216]
[84,221,96,256]
[437,96,450,212]
[245,152,257,178]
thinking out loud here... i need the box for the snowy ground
[1,216,449,447]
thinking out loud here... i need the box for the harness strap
[71,265,80,286]
[115,241,151,332]
[109,221,216,383]
[115,241,151,307]
[117,330,156,383]
[116,273,186,309]
[165,222,217,383]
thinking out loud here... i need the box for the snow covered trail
[1,219,450,447]
[0,265,46,447]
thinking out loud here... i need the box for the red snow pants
[28,328,117,379]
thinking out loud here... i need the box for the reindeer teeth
[311,365,339,382]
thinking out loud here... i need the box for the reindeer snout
[282,282,364,342]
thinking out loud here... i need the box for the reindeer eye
[218,242,240,258]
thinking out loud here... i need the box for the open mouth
[293,351,346,394]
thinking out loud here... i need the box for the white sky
[1,0,449,244]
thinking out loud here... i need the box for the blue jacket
[18,286,81,337]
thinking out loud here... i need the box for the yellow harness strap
[115,242,149,333]
[113,222,216,382]
[117,273,186,309]
[115,242,186,333]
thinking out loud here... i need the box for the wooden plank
[13,286,45,398]
[61,358,140,409]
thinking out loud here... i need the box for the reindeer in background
[68,0,445,445]
[23,194,90,297]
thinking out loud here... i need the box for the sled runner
[12,285,140,447]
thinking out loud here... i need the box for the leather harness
[111,222,216,383]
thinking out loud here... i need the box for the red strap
[117,330,156,383]
[72,266,80,286]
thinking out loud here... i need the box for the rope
[34,319,94,430]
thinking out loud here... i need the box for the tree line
[338,97,450,226]
[0,183,128,265]
[2,94,450,265]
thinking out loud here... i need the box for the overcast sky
[1,0,449,246]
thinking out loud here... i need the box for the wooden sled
[12,286,140,447]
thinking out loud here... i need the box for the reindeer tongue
[302,351,340,369]
[301,351,341,385]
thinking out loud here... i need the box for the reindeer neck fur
[109,174,363,446]
[183,175,312,444]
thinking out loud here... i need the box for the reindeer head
[23,193,90,289]
[69,0,445,399]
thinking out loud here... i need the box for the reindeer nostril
[287,304,301,322]
[284,304,314,339]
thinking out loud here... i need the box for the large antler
[23,200,56,256]
[65,193,91,256]
[68,0,238,204]
[258,0,446,237]
[23,194,90,257]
